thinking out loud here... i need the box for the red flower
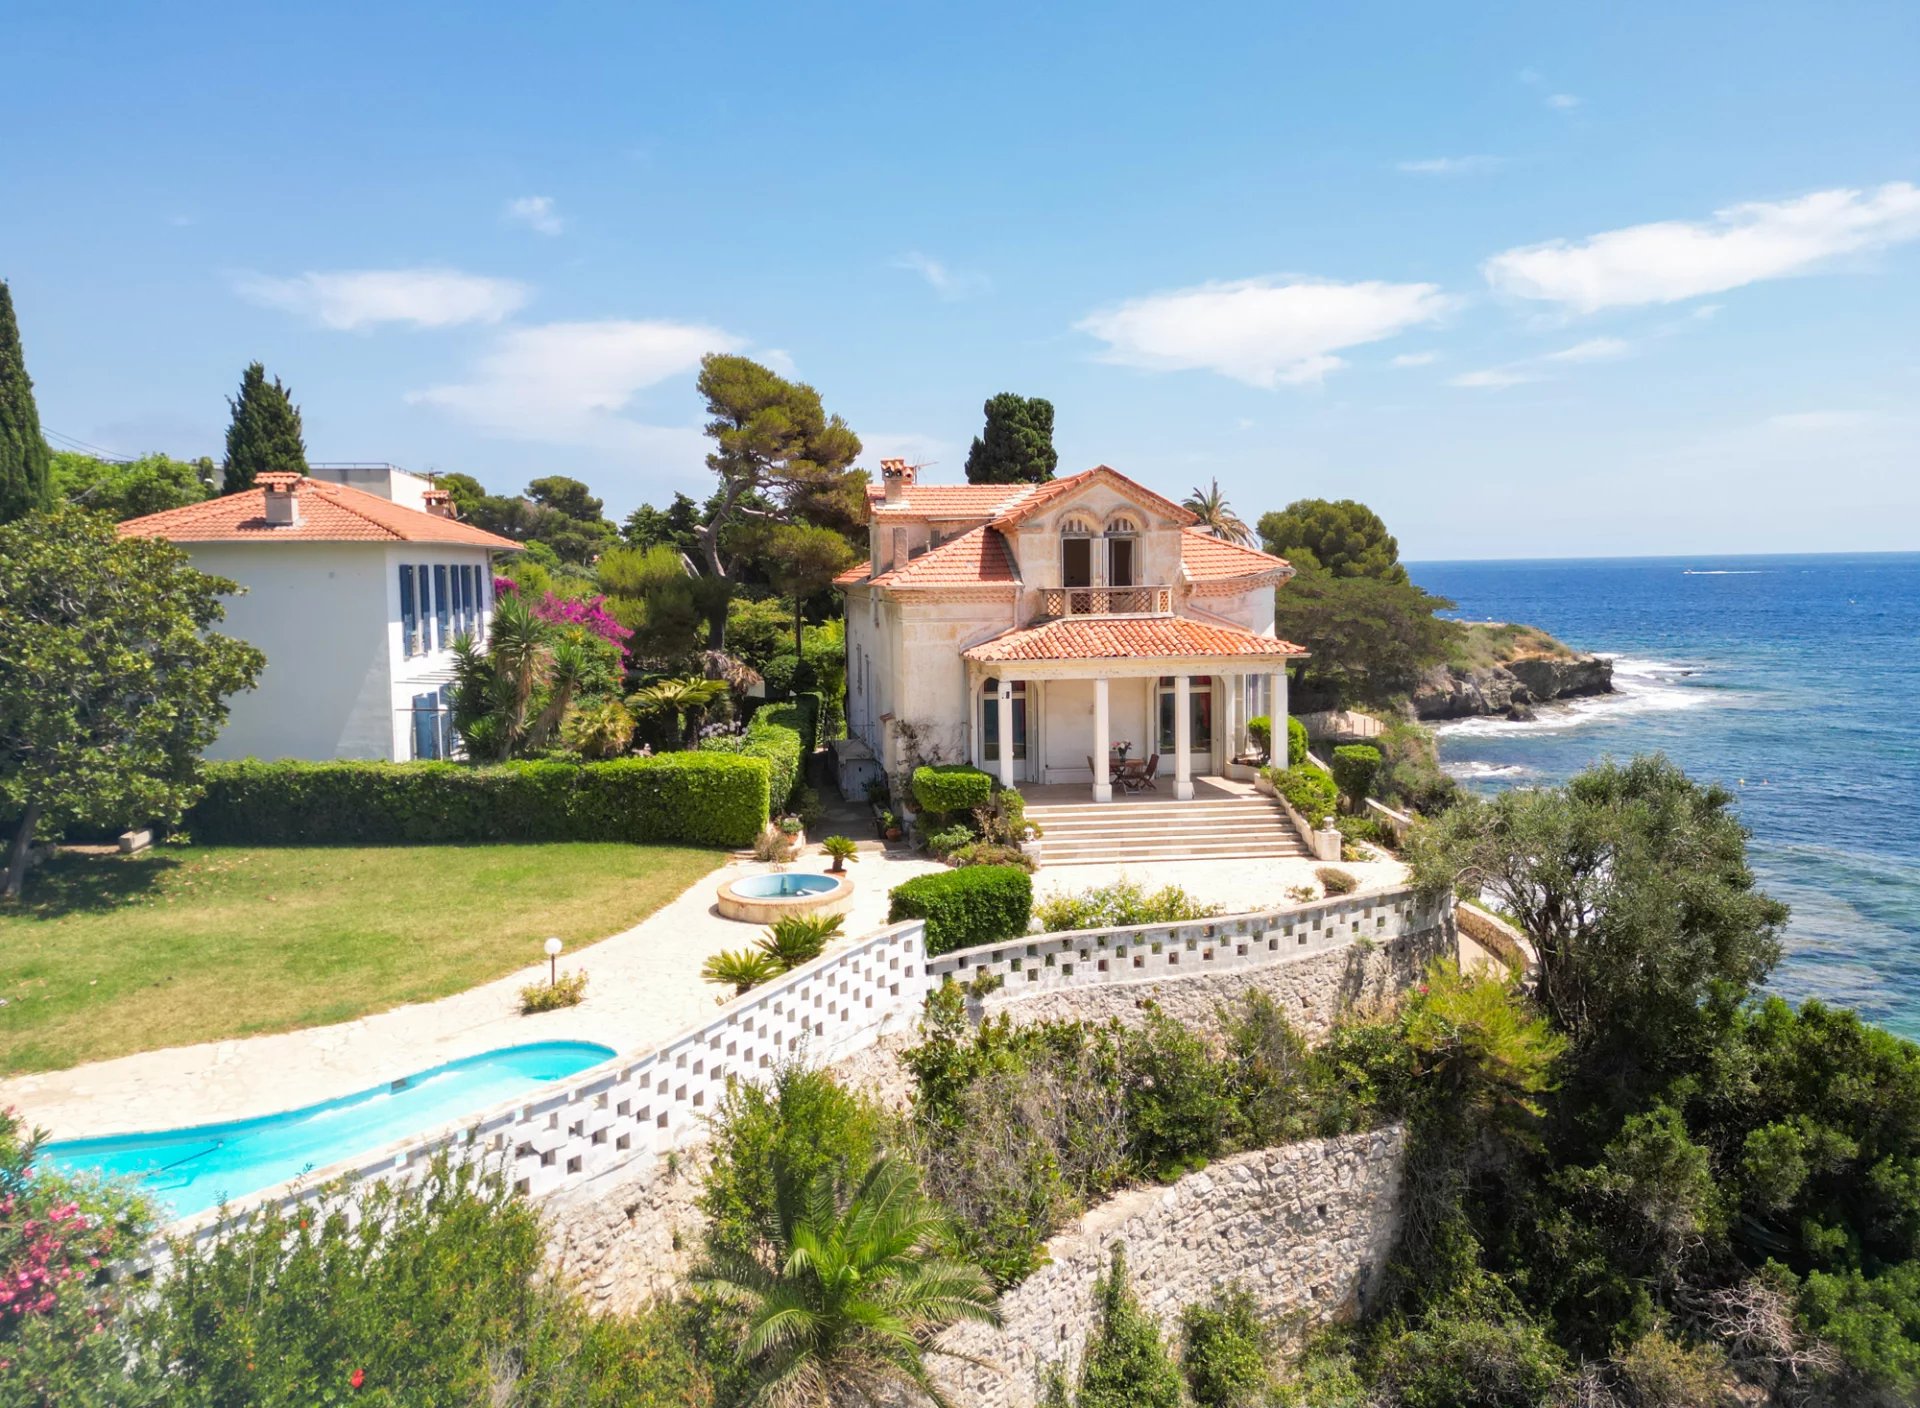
[350,1368,366,1390]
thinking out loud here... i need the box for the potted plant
[821,835,859,873]
[879,809,902,842]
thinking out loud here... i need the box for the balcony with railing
[1038,583,1175,618]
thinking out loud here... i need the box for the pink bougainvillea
[530,591,632,664]
[492,574,517,598]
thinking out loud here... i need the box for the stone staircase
[1026,792,1309,866]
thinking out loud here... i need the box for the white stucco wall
[185,541,497,762]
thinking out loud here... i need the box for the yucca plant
[703,947,783,997]
[698,1155,1001,1408]
[820,836,859,873]
[756,913,845,971]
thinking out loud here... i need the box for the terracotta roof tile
[833,560,873,586]
[963,616,1306,663]
[1179,527,1292,581]
[865,483,1039,517]
[868,526,1017,589]
[118,478,523,549]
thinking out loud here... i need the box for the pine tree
[221,361,308,492]
[964,392,1058,484]
[0,281,53,524]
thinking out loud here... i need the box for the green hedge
[188,754,770,848]
[1245,715,1309,766]
[888,864,1032,956]
[911,764,994,816]
[1267,764,1339,827]
[1331,744,1383,807]
[706,693,820,810]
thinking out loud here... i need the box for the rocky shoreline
[1410,653,1614,722]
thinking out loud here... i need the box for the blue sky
[4,1,1917,558]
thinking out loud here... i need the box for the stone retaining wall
[928,1128,1407,1408]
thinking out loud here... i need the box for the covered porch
[961,616,1306,803]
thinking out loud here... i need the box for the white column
[1223,673,1241,763]
[1173,673,1194,800]
[997,679,1016,788]
[1093,677,1112,802]
[1269,668,1290,763]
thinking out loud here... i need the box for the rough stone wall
[542,1143,712,1314]
[974,916,1451,1043]
[928,1129,1407,1408]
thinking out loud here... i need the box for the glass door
[1155,676,1213,775]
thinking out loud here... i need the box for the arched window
[1060,516,1095,588]
[981,677,1028,763]
[1104,514,1139,587]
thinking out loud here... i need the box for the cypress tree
[221,361,308,492]
[964,392,1058,484]
[0,281,53,524]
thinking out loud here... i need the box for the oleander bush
[1033,879,1223,933]
[887,864,1032,955]
[1331,744,1383,809]
[910,763,994,818]
[188,753,770,848]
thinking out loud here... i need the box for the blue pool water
[42,1040,614,1218]
[1410,553,1920,1039]
[733,873,838,897]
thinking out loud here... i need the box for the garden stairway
[1024,792,1309,866]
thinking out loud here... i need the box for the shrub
[1374,719,1460,815]
[976,786,1037,843]
[1331,744,1382,808]
[911,763,994,817]
[1288,714,1309,766]
[710,694,818,809]
[702,948,781,995]
[1268,764,1338,827]
[188,753,771,849]
[888,865,1032,955]
[1316,866,1358,895]
[1073,1244,1185,1408]
[1034,879,1223,933]
[820,835,859,872]
[760,652,800,696]
[751,828,796,863]
[1246,714,1272,759]
[923,822,975,856]
[520,969,588,1013]
[1335,813,1388,848]
[1124,1011,1231,1178]
[699,1064,884,1262]
[947,840,1035,871]
[755,912,844,970]
[1181,1288,1273,1408]
[1371,1301,1572,1408]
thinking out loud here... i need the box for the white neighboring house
[119,468,521,762]
[837,462,1306,801]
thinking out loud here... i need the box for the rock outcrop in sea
[1410,653,1613,721]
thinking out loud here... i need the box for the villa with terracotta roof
[119,466,520,762]
[839,461,1304,802]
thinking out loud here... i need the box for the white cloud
[1546,93,1581,110]
[1483,182,1920,311]
[1447,368,1543,389]
[1398,155,1503,176]
[1545,336,1631,362]
[236,267,529,330]
[1391,350,1440,367]
[1077,277,1455,388]
[759,347,798,377]
[409,318,742,451]
[505,195,565,236]
[892,251,990,300]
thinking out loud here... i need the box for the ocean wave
[1435,655,1716,736]
[1444,760,1535,780]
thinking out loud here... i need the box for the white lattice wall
[927,887,1448,997]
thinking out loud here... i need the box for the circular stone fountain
[715,870,854,923]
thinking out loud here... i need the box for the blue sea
[1407,554,1920,1039]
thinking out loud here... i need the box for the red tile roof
[118,478,522,549]
[865,526,1017,589]
[1179,527,1292,581]
[865,483,1040,517]
[963,616,1305,663]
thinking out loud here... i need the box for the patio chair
[1137,753,1159,791]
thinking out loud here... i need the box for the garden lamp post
[544,936,563,987]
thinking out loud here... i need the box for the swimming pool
[42,1040,615,1219]
[733,873,839,898]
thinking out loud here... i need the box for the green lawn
[0,843,723,1075]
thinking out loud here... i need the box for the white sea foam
[1434,655,1715,737]
[1445,760,1535,780]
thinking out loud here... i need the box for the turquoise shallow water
[1410,553,1920,1040]
[42,1040,614,1218]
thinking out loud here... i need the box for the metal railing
[1039,584,1174,617]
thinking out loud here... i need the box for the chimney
[259,473,302,527]
[879,457,915,504]
[421,488,457,520]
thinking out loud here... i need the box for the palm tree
[820,835,860,873]
[703,947,782,996]
[700,1155,1001,1408]
[1182,479,1255,546]
[629,675,730,748]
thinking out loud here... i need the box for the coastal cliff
[1412,622,1613,721]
